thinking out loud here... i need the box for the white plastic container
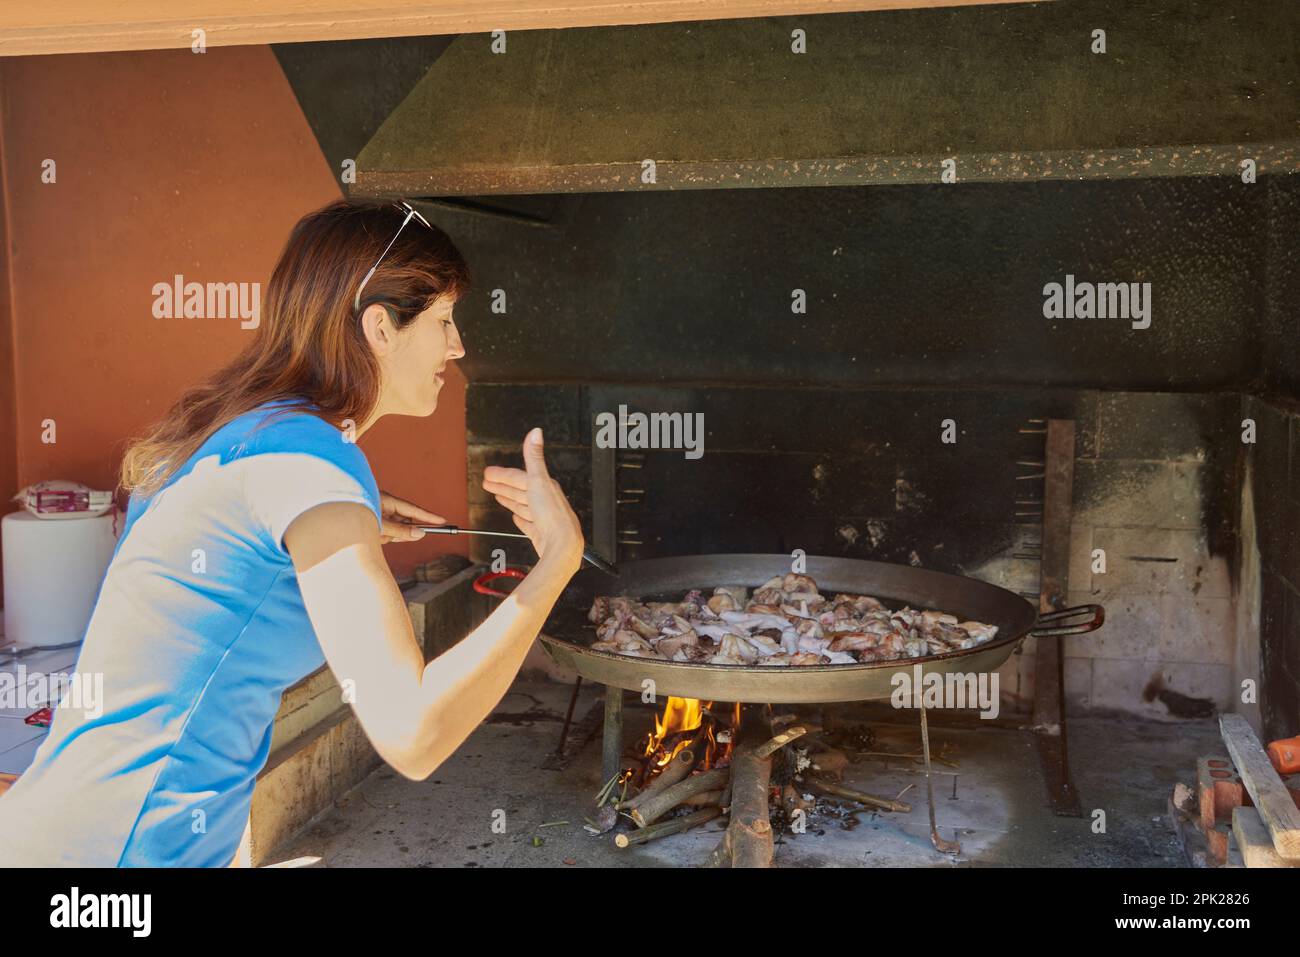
[2,510,119,648]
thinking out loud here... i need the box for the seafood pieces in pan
[588,572,998,666]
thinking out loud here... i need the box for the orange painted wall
[0,132,16,606]
[0,45,469,597]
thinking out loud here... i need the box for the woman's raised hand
[482,428,584,572]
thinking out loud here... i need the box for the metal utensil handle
[417,525,530,540]
[580,547,619,577]
[417,525,618,576]
[1029,603,1105,638]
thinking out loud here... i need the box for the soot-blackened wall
[449,175,1298,724]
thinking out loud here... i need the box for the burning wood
[607,697,913,866]
[643,697,708,766]
[621,746,700,808]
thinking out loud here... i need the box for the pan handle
[474,568,527,599]
[1028,603,1105,638]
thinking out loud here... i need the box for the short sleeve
[236,413,382,552]
[242,454,382,551]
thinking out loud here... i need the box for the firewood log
[725,739,775,867]
[755,725,807,759]
[630,768,730,827]
[621,718,714,809]
[618,746,697,810]
[679,789,725,807]
[706,705,777,867]
[615,807,721,848]
[806,776,911,812]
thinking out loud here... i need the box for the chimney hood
[351,2,1299,198]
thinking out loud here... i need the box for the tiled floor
[0,640,80,776]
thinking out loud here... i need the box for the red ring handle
[473,568,527,598]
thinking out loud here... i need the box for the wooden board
[0,0,1036,57]
[1219,714,1300,860]
[1232,807,1300,868]
[1031,419,1081,816]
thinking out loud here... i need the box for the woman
[0,200,584,867]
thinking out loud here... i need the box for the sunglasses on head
[353,200,432,313]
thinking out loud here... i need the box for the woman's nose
[449,325,466,360]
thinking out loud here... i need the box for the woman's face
[372,296,465,417]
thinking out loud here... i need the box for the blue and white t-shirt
[0,400,381,866]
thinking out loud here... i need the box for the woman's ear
[359,303,395,356]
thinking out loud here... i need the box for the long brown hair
[120,199,471,496]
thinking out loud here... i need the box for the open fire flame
[643,698,743,773]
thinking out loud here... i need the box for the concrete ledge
[405,562,492,658]
[267,663,346,756]
[249,706,393,866]
[247,560,495,865]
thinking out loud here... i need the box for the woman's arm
[285,428,583,780]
